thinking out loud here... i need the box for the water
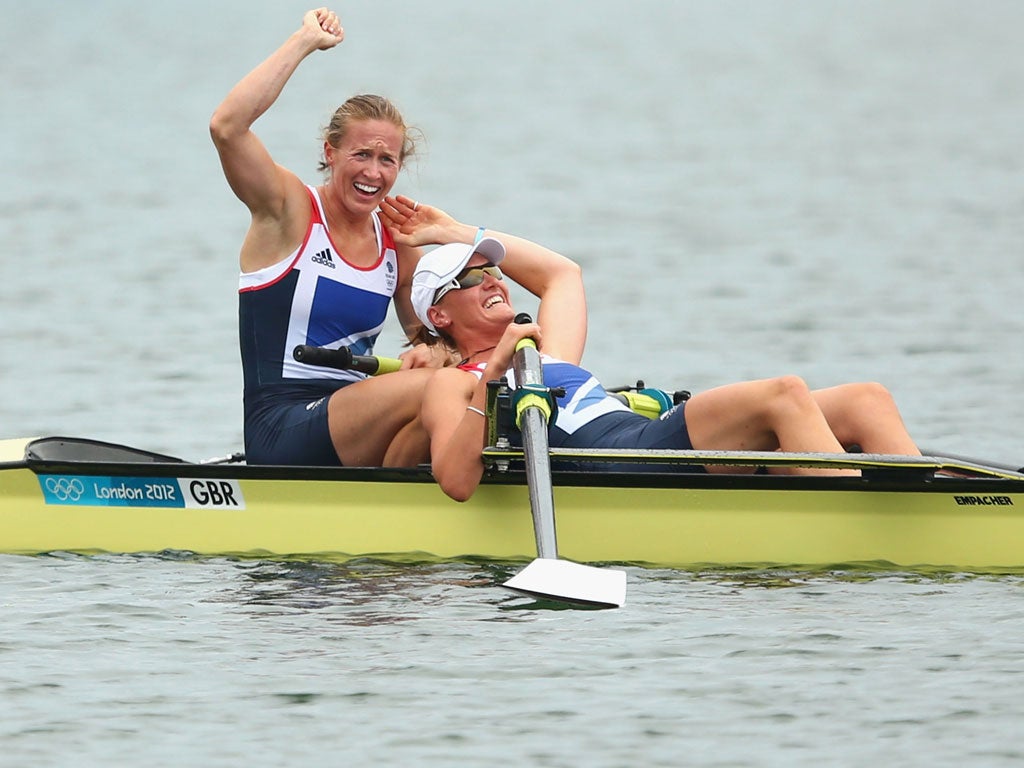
[2,0,1024,764]
[4,556,1024,767]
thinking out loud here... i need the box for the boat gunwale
[17,457,1024,496]
[9,435,1024,493]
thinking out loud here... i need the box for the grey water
[2,0,1023,765]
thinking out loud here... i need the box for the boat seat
[25,436,185,464]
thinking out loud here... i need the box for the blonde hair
[317,94,420,173]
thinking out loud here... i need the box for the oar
[503,314,627,608]
[292,345,402,375]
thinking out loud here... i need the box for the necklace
[458,345,497,366]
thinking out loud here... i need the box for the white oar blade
[505,558,627,608]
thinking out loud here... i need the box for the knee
[851,381,899,411]
[770,375,814,403]
[763,375,816,416]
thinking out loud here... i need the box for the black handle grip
[293,345,354,370]
[514,313,533,325]
[293,345,401,376]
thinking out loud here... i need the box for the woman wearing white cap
[381,196,921,502]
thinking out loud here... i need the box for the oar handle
[513,312,538,353]
[512,313,553,422]
[292,345,402,376]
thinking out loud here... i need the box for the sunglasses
[433,264,503,304]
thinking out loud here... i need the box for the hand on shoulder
[380,195,464,247]
[399,342,458,370]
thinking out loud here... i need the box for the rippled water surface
[4,555,1024,767]
[2,0,1024,765]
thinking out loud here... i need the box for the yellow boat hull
[3,437,1023,570]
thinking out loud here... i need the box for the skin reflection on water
[215,557,557,623]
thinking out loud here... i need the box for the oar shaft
[512,337,558,560]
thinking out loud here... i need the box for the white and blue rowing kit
[239,186,398,465]
[460,356,694,452]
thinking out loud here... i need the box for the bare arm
[380,195,587,364]
[392,241,424,338]
[483,229,586,364]
[209,9,343,269]
[423,323,542,501]
[421,369,485,501]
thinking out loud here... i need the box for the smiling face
[324,119,404,215]
[428,255,514,343]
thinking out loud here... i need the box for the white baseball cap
[410,237,506,332]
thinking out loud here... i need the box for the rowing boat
[3,433,1024,571]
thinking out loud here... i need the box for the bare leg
[684,376,855,476]
[326,367,435,467]
[811,383,920,455]
[381,417,431,467]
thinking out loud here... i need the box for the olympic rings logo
[44,477,85,502]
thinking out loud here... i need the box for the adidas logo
[311,248,336,269]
